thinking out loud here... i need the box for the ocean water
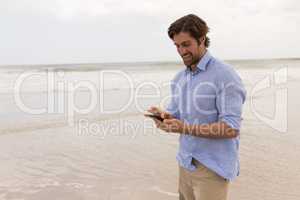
[1,59,300,133]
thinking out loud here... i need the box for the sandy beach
[0,59,300,200]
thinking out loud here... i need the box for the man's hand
[154,118,186,134]
[146,106,186,134]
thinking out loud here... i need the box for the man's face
[173,32,204,68]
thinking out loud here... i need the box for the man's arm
[157,118,239,139]
[183,121,239,139]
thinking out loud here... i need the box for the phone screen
[144,114,164,121]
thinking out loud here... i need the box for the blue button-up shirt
[166,51,246,181]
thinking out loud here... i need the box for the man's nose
[178,46,188,55]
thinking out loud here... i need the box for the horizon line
[1,56,300,67]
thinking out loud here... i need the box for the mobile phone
[144,114,164,121]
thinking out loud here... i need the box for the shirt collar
[197,50,212,71]
[185,50,212,74]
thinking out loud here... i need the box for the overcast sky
[0,0,299,65]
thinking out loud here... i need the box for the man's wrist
[182,124,191,135]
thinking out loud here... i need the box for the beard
[182,53,200,69]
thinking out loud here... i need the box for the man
[147,14,246,200]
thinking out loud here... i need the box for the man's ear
[201,36,205,45]
[197,36,205,45]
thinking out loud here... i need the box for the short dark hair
[168,14,210,47]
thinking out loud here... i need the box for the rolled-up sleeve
[216,70,246,130]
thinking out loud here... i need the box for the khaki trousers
[178,159,229,200]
